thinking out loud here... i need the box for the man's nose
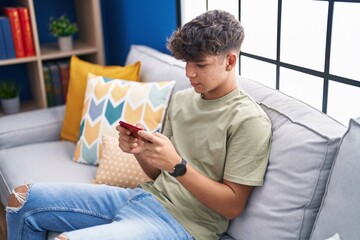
[185,64,197,78]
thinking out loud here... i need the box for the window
[179,0,360,126]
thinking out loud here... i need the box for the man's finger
[116,124,131,136]
[138,130,160,144]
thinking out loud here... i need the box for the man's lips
[191,82,201,87]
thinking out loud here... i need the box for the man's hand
[138,131,182,173]
[116,124,171,180]
[116,123,145,154]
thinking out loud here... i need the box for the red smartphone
[119,121,142,138]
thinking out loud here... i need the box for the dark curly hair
[167,10,244,62]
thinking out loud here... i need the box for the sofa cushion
[227,77,347,240]
[310,118,360,240]
[0,141,97,206]
[73,76,175,165]
[60,55,141,143]
[93,135,151,188]
[125,45,190,94]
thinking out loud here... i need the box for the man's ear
[226,53,237,71]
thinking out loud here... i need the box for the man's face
[185,54,234,100]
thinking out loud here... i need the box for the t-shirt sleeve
[161,95,175,138]
[224,116,272,186]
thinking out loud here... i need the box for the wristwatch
[169,159,187,177]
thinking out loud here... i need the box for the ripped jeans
[6,183,194,240]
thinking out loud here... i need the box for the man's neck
[202,76,237,100]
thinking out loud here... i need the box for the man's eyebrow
[195,58,208,63]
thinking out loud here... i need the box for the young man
[6,10,271,240]
[118,9,271,239]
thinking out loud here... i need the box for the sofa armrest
[0,105,65,150]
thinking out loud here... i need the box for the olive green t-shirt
[141,88,272,239]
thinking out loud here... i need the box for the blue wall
[101,0,178,65]
[32,0,178,63]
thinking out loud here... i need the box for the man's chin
[193,87,203,94]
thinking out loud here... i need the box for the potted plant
[0,80,22,114]
[49,14,78,51]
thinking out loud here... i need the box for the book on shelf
[57,61,70,103]
[43,61,71,107]
[17,7,35,57]
[43,64,56,107]
[4,7,25,58]
[0,16,16,59]
[48,62,64,105]
[0,18,7,60]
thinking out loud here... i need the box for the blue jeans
[6,183,194,240]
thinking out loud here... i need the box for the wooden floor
[0,204,7,240]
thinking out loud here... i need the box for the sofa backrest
[125,45,190,94]
[310,118,360,240]
[0,105,65,150]
[227,77,347,239]
[125,45,347,240]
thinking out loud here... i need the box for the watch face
[176,164,187,176]
[171,159,187,177]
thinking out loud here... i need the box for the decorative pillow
[60,55,141,143]
[74,75,175,165]
[93,135,151,188]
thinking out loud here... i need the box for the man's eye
[197,64,206,68]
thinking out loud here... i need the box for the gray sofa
[0,45,359,240]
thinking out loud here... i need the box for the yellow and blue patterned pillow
[74,75,175,165]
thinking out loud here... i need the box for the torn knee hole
[56,234,68,240]
[7,184,30,211]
